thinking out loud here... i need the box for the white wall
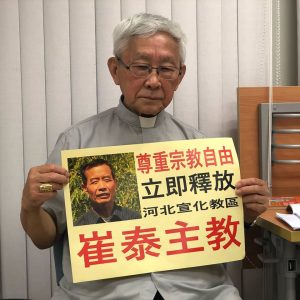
[0,0,271,299]
[272,0,298,86]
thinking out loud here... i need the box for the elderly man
[21,13,270,300]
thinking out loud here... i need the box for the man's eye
[133,65,150,71]
[160,67,175,73]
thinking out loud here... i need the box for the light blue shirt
[44,99,241,300]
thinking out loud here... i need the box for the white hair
[113,13,186,63]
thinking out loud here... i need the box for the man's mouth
[139,96,162,101]
[96,193,110,199]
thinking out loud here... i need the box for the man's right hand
[20,163,69,249]
[22,163,69,212]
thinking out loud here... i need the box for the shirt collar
[116,96,166,128]
[90,205,122,223]
[90,206,114,223]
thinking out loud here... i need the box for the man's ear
[107,57,120,85]
[174,64,186,91]
[82,184,88,193]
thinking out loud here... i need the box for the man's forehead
[86,172,115,182]
[131,51,177,62]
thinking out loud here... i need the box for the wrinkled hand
[235,178,270,224]
[22,163,69,212]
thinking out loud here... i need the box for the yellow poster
[62,137,245,282]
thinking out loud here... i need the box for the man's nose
[145,71,161,89]
[97,181,107,190]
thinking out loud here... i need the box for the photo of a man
[74,158,141,226]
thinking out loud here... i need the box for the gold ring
[39,183,53,193]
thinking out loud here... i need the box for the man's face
[83,164,117,205]
[108,32,186,116]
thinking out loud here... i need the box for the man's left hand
[235,178,270,224]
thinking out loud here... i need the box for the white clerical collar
[139,115,157,128]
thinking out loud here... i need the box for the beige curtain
[0,0,271,298]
